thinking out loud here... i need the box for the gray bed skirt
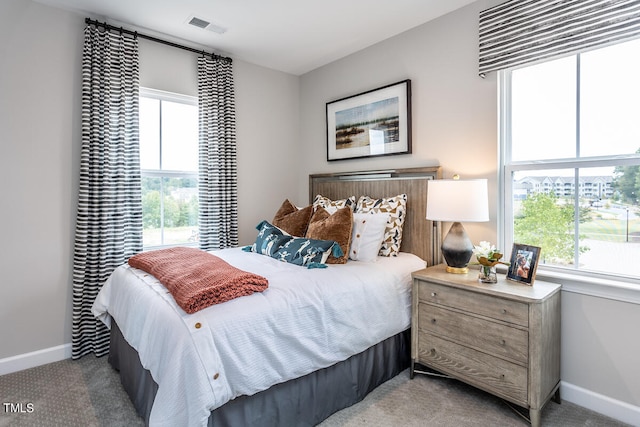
[108,322,410,426]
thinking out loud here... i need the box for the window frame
[498,54,640,303]
[139,87,199,250]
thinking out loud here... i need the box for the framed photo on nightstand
[507,243,541,285]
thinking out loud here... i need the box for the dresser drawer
[417,332,528,405]
[417,281,529,327]
[418,304,528,364]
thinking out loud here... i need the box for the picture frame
[326,80,411,161]
[506,244,541,285]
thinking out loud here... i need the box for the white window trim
[536,268,640,304]
[498,71,640,304]
[140,87,199,250]
[140,87,197,106]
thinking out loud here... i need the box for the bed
[93,166,442,427]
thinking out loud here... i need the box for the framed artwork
[326,80,411,161]
[507,244,541,285]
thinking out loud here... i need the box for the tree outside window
[139,89,199,248]
[503,38,640,280]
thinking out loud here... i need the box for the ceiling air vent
[187,15,227,34]
[188,17,210,29]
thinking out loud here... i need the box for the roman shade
[479,0,640,76]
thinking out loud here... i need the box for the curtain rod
[84,18,231,62]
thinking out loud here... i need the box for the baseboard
[561,381,640,426]
[0,344,72,376]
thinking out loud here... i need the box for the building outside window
[501,37,640,281]
[139,88,199,249]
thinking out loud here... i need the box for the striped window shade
[479,0,640,76]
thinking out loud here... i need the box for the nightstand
[411,264,561,427]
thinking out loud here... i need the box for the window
[501,38,640,282]
[139,88,199,249]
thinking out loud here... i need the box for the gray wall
[1,0,82,359]
[297,1,499,243]
[298,0,640,422]
[137,39,301,246]
[1,0,638,423]
[0,0,299,361]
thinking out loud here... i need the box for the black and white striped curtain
[479,0,640,76]
[197,56,238,250]
[72,25,142,359]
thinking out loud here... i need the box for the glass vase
[478,265,497,283]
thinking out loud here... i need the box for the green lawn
[580,218,640,242]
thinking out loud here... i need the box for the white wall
[0,0,300,363]
[298,1,640,424]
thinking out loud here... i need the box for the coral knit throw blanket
[128,247,269,314]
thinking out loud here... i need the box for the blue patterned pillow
[245,220,343,268]
[251,220,293,256]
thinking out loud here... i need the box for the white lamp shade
[426,179,489,222]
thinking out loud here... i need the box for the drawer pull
[431,292,437,297]
[431,318,437,324]
[500,374,505,380]
[502,309,507,314]
[500,339,506,346]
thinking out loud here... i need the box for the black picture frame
[507,243,541,285]
[326,80,411,161]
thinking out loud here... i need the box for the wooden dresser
[411,264,561,427]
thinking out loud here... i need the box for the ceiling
[34,0,476,75]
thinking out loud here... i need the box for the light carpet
[0,356,629,426]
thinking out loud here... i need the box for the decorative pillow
[356,194,407,256]
[274,236,343,268]
[250,220,293,256]
[246,220,343,269]
[305,207,353,264]
[272,199,313,236]
[349,213,390,262]
[312,194,356,214]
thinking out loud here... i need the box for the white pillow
[349,213,389,262]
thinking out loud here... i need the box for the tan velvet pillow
[305,206,353,264]
[272,199,313,237]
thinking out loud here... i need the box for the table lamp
[426,177,489,273]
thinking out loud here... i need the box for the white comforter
[92,247,426,427]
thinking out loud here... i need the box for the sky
[335,97,399,128]
[510,37,640,177]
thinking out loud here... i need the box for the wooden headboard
[309,166,442,266]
